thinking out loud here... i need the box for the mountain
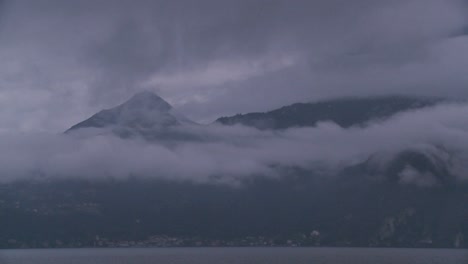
[344,146,456,187]
[2,93,467,249]
[216,95,442,129]
[2,166,468,249]
[66,91,196,139]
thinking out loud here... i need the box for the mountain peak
[66,91,193,134]
[122,90,172,112]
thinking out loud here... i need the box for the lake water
[0,247,467,264]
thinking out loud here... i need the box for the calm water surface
[0,247,467,264]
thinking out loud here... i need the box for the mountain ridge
[2,92,468,249]
[216,95,444,129]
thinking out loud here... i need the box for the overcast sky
[0,0,467,132]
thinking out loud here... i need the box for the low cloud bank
[1,103,468,185]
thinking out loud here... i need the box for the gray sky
[0,0,467,132]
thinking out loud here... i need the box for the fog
[0,0,467,185]
[0,103,467,185]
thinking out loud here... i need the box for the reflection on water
[0,247,467,264]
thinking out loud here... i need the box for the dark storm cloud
[0,0,5,16]
[82,0,468,122]
[0,0,467,130]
